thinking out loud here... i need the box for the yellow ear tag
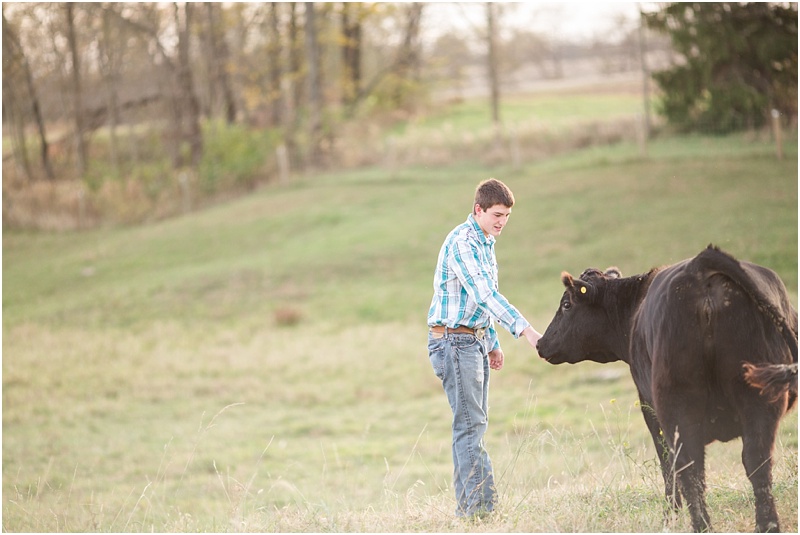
[580,287,587,294]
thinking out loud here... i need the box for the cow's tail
[696,244,798,363]
[742,362,798,403]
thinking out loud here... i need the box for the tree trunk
[66,3,88,177]
[174,2,203,168]
[267,2,283,127]
[2,75,33,181]
[100,6,121,176]
[204,2,237,124]
[638,6,651,141]
[393,3,423,109]
[341,3,362,110]
[283,2,301,169]
[288,3,303,111]
[2,9,53,180]
[486,2,501,129]
[304,2,323,169]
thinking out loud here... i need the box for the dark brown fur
[537,246,797,532]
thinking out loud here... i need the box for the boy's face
[474,203,511,238]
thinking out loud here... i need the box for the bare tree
[266,2,283,127]
[341,3,363,110]
[638,6,651,140]
[66,3,88,177]
[284,2,302,168]
[2,8,54,181]
[393,3,424,109]
[486,2,500,128]
[304,2,323,168]
[204,2,236,124]
[104,4,202,169]
[97,4,123,175]
[174,2,203,167]
[288,2,304,114]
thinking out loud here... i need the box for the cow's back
[631,250,795,443]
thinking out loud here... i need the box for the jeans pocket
[452,336,485,385]
[428,337,446,381]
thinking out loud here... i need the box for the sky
[423,2,647,44]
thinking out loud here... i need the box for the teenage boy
[427,178,542,519]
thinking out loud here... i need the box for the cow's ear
[561,271,575,288]
[605,267,622,279]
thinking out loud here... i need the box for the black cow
[536,245,797,532]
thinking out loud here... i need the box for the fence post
[77,187,85,229]
[178,170,191,214]
[276,143,290,183]
[385,136,397,178]
[636,114,648,157]
[771,109,784,161]
[511,125,521,170]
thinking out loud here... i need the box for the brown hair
[474,178,515,213]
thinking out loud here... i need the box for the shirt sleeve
[449,238,531,338]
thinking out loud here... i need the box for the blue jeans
[428,331,496,517]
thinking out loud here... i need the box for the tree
[203,2,237,124]
[266,2,283,128]
[66,3,88,176]
[97,4,124,175]
[340,2,364,110]
[304,2,323,168]
[173,2,203,167]
[486,2,500,128]
[645,3,798,133]
[2,7,54,181]
[392,3,423,110]
[427,32,472,98]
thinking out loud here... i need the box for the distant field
[3,132,797,532]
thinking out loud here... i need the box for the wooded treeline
[3,3,656,179]
[3,2,794,229]
[3,2,437,182]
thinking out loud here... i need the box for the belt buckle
[474,327,486,339]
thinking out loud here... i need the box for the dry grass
[3,133,796,532]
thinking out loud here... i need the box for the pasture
[3,132,797,532]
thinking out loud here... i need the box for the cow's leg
[639,400,681,509]
[665,419,711,532]
[741,406,781,533]
[656,380,711,532]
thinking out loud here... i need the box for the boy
[427,178,542,518]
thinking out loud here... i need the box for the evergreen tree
[645,3,797,133]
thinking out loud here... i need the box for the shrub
[199,122,281,194]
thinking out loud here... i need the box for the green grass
[3,132,797,532]
[401,91,644,136]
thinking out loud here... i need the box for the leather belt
[430,325,487,339]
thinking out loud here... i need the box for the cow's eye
[562,300,571,311]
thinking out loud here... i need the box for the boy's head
[474,178,515,214]
[473,178,515,238]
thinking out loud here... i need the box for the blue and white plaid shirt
[427,214,531,352]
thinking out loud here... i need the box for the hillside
[3,133,797,532]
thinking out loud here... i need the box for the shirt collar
[467,213,495,246]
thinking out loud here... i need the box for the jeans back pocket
[428,336,446,380]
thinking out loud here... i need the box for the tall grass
[3,132,797,532]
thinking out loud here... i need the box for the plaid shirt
[427,214,531,352]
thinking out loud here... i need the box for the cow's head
[536,266,624,365]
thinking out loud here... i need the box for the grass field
[3,132,797,532]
